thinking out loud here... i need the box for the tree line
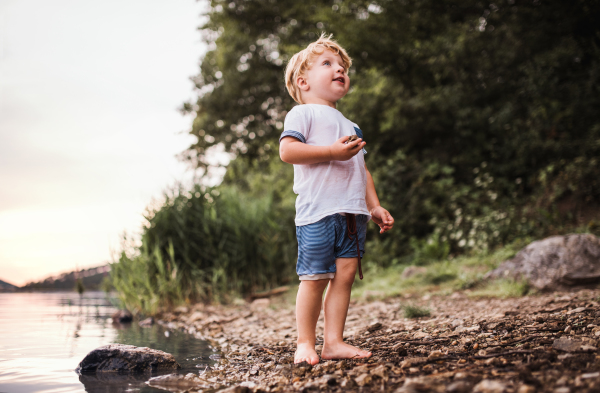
[112,0,600,312]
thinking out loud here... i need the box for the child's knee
[333,268,356,286]
[300,279,330,291]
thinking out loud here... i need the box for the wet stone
[76,344,180,374]
[111,310,133,324]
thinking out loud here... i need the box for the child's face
[298,49,349,107]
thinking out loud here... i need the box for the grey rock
[76,344,180,373]
[111,310,133,323]
[485,234,600,290]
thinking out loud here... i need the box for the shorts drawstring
[345,214,363,280]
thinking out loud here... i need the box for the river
[0,291,215,393]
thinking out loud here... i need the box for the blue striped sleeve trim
[354,127,367,154]
[354,127,364,139]
[279,130,306,143]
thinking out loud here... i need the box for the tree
[183,0,600,255]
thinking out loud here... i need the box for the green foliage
[181,0,600,258]
[403,304,431,319]
[469,278,531,298]
[111,155,297,314]
[351,242,523,300]
[100,276,113,294]
[114,1,600,310]
[410,233,451,265]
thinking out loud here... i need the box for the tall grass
[351,242,523,300]
[111,158,298,314]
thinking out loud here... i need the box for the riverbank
[152,288,600,392]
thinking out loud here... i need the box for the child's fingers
[348,138,363,147]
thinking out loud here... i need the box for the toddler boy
[279,34,394,365]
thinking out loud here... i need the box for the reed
[111,163,297,314]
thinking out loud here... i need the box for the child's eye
[323,61,331,66]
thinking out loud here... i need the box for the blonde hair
[285,33,352,104]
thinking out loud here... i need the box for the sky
[0,0,222,286]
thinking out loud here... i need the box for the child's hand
[370,206,394,234]
[329,136,366,161]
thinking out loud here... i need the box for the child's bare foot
[295,343,320,365]
[321,342,372,360]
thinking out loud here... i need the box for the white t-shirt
[280,104,371,226]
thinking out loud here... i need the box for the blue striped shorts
[296,213,368,280]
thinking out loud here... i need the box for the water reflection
[79,372,153,393]
[0,292,214,393]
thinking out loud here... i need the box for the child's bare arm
[365,162,394,233]
[280,136,366,165]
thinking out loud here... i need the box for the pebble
[473,379,508,393]
[517,386,536,393]
[354,373,372,386]
[400,357,428,369]
[473,343,480,350]
[370,364,389,380]
[447,380,472,393]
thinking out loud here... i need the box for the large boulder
[486,234,600,290]
[76,344,180,374]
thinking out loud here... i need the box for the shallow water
[0,291,214,393]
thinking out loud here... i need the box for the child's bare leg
[321,257,372,360]
[295,279,330,365]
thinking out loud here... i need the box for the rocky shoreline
[144,288,600,392]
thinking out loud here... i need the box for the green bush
[112,1,600,312]
[111,156,297,314]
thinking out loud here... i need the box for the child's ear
[296,75,309,91]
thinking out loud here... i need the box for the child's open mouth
[333,77,345,84]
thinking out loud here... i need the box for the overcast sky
[0,0,214,286]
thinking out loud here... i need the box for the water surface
[0,291,214,393]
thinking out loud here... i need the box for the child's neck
[302,96,337,109]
